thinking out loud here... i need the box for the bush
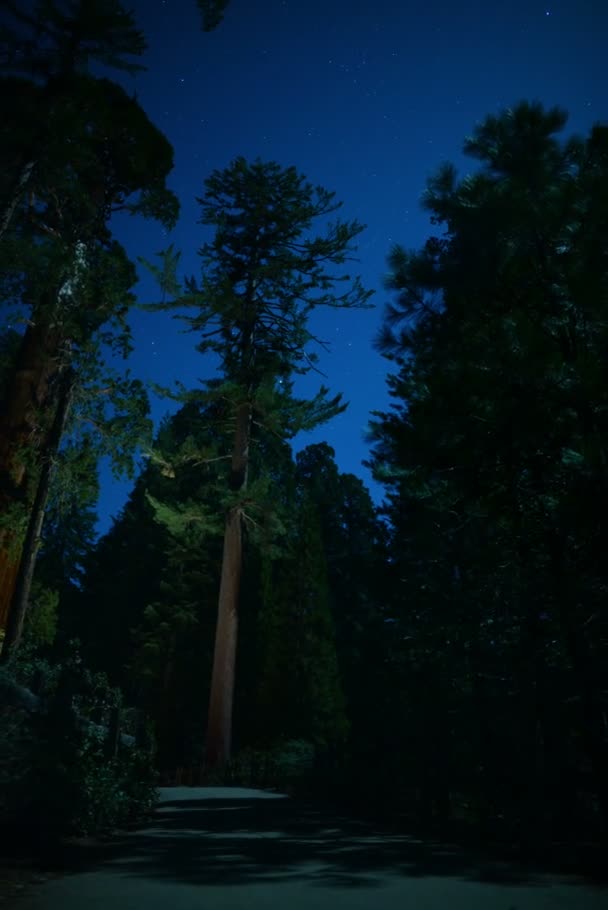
[0,645,158,843]
[207,739,315,793]
[64,742,159,835]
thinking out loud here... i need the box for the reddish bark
[0,316,63,630]
[1,368,74,660]
[205,505,242,769]
[205,401,251,769]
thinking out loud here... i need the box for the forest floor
[1,786,607,909]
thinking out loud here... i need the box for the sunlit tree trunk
[0,367,74,662]
[0,239,86,630]
[205,400,251,769]
[0,314,63,629]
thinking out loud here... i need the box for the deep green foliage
[366,102,608,836]
[254,491,348,749]
[205,739,315,793]
[20,582,59,650]
[0,646,158,841]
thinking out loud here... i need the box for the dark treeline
[1,0,607,857]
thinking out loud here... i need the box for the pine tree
[367,103,608,833]
[295,443,388,760]
[144,157,372,767]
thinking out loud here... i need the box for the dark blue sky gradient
[98,0,607,534]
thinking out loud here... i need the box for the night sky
[99,0,607,534]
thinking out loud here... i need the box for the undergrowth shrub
[0,643,158,843]
[206,738,315,793]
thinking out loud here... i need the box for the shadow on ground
[29,787,608,892]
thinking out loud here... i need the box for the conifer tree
[255,488,348,750]
[0,0,231,644]
[0,74,177,643]
[145,157,372,767]
[368,102,608,833]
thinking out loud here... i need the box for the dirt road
[8,787,607,909]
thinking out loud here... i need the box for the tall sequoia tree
[145,157,372,768]
[0,73,178,643]
[0,0,233,643]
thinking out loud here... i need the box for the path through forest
[8,787,608,909]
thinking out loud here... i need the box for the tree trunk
[0,368,74,662]
[205,400,251,770]
[205,505,243,769]
[0,315,64,630]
